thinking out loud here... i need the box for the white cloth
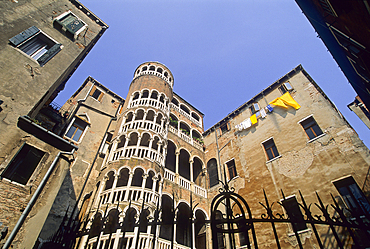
[260,108,267,118]
[241,118,252,129]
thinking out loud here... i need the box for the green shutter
[9,26,40,46]
[37,44,62,66]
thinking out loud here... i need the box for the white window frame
[64,115,90,143]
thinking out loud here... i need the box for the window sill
[307,133,326,143]
[266,155,282,164]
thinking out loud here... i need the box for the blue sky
[55,0,369,148]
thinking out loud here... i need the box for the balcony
[164,169,207,198]
[129,98,169,113]
[111,146,164,166]
[100,186,159,206]
[168,126,204,151]
[122,120,166,138]
[170,103,202,127]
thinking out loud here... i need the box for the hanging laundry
[280,92,301,109]
[269,97,288,108]
[255,111,260,118]
[250,114,257,124]
[242,118,252,129]
[266,105,274,112]
[260,108,267,118]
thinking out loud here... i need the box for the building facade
[0,1,107,248]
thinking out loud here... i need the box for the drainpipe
[2,149,76,249]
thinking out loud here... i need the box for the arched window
[150,91,158,99]
[132,168,143,187]
[193,157,203,186]
[157,68,163,74]
[125,112,133,123]
[165,141,176,172]
[124,208,136,232]
[104,171,115,190]
[133,92,140,101]
[117,168,129,187]
[156,113,163,125]
[142,66,148,71]
[128,133,138,146]
[192,112,200,121]
[146,110,155,121]
[103,209,119,234]
[164,72,168,78]
[176,203,192,247]
[135,110,144,120]
[180,122,190,137]
[89,212,103,238]
[155,175,161,192]
[180,104,190,115]
[145,171,155,189]
[179,149,190,180]
[139,209,150,233]
[140,133,150,147]
[159,195,174,240]
[149,66,155,71]
[159,94,165,103]
[152,137,159,151]
[171,98,179,106]
[207,158,219,188]
[170,114,178,129]
[195,210,207,249]
[117,135,126,149]
[142,90,149,98]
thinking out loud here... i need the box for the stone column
[130,216,140,249]
[134,135,142,157]
[108,173,119,203]
[125,173,134,201]
[108,139,118,162]
[175,151,180,184]
[141,174,148,200]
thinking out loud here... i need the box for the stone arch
[123,207,137,232]
[117,167,130,187]
[140,132,151,147]
[125,112,133,123]
[165,140,176,172]
[145,170,155,189]
[195,209,207,249]
[135,109,145,120]
[152,136,160,151]
[176,202,192,247]
[156,112,163,125]
[132,168,144,187]
[103,208,120,234]
[180,121,190,136]
[171,97,179,106]
[117,135,126,149]
[146,109,155,121]
[104,171,115,190]
[141,89,149,98]
[128,132,139,146]
[150,90,158,99]
[132,91,140,101]
[207,158,219,188]
[180,104,190,115]
[193,156,204,187]
[159,194,174,240]
[179,149,190,180]
[191,112,200,122]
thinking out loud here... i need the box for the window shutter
[9,26,40,46]
[98,92,104,102]
[89,86,97,96]
[226,122,231,131]
[37,44,62,66]
[66,19,84,34]
[119,106,124,114]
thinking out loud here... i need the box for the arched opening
[142,90,149,98]
[195,210,207,249]
[145,171,155,189]
[159,94,165,103]
[176,203,192,247]
[179,149,190,180]
[89,212,103,238]
[215,210,225,248]
[193,157,203,186]
[159,195,174,240]
[165,141,176,172]
[125,112,133,123]
[180,104,190,115]
[117,135,126,149]
[142,66,148,72]
[164,72,168,78]
[192,130,202,144]
[155,175,161,192]
[124,208,136,232]
[117,168,129,187]
[207,158,219,188]
[104,171,115,190]
[171,98,179,106]
[150,91,158,99]
[152,137,159,151]
[157,67,163,74]
[149,65,155,71]
[145,110,155,121]
[139,209,150,233]
[180,122,190,137]
[140,133,150,147]
[132,168,143,187]
[135,110,144,120]
[169,114,178,129]
[133,92,140,101]
[192,112,200,121]
[103,209,119,234]
[156,113,163,125]
[128,133,138,146]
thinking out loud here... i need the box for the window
[300,116,323,140]
[281,196,307,232]
[65,117,88,142]
[1,143,45,185]
[333,176,370,216]
[220,122,231,135]
[226,159,237,179]
[54,11,86,40]
[207,159,219,188]
[89,86,104,102]
[263,138,279,161]
[9,26,62,66]
[278,82,293,94]
[250,103,260,114]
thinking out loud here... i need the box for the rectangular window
[281,196,307,232]
[250,103,260,114]
[54,11,87,40]
[300,116,323,140]
[278,82,293,94]
[1,144,45,185]
[89,86,104,102]
[263,138,279,161]
[333,176,370,216]
[220,122,231,135]
[9,26,62,66]
[226,159,237,179]
[65,118,88,142]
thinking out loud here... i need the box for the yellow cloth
[269,97,288,108]
[280,92,301,109]
[250,114,257,124]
